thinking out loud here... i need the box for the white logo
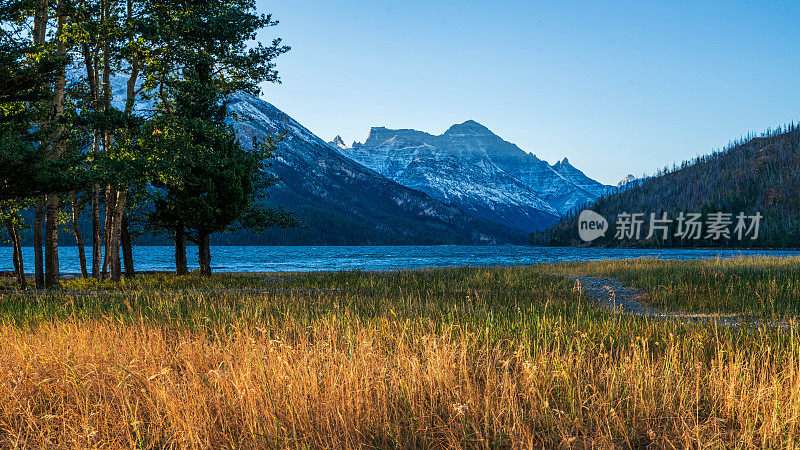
[580,210,762,242]
[578,210,608,242]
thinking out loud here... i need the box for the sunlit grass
[0,260,799,446]
[552,256,800,318]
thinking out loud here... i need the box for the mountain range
[59,80,798,248]
[58,88,612,245]
[224,94,529,245]
[332,120,611,232]
[227,93,614,243]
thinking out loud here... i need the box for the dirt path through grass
[566,275,761,326]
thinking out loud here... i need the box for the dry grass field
[1,258,799,447]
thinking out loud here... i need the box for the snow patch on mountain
[332,120,611,232]
[331,135,347,149]
[223,95,528,243]
[617,174,638,188]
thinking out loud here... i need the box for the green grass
[553,256,800,319]
[0,262,788,356]
[6,267,587,334]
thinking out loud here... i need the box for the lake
[1,246,799,274]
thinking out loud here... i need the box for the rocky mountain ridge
[224,94,528,244]
[332,120,612,232]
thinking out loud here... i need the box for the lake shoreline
[2,245,800,274]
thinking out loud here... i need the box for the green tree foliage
[132,0,290,276]
[0,0,291,285]
[0,1,71,200]
[145,57,294,275]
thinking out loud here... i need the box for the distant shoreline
[2,244,800,250]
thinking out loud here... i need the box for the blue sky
[255,0,800,184]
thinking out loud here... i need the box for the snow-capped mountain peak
[330,135,347,149]
[443,120,493,136]
[333,122,612,232]
[225,93,526,243]
[617,174,638,188]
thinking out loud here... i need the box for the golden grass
[0,262,799,447]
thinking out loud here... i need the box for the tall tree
[61,0,150,282]
[138,0,289,275]
[1,0,68,287]
[145,58,293,275]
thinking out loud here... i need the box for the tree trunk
[109,8,141,280]
[92,185,102,279]
[198,232,211,276]
[122,214,134,278]
[34,196,44,289]
[43,1,67,289]
[70,193,88,278]
[7,224,21,278]
[110,23,141,281]
[100,0,113,279]
[32,0,47,290]
[33,0,46,44]
[2,209,26,289]
[44,194,60,288]
[101,184,115,279]
[175,226,188,275]
[84,32,102,280]
[10,222,25,289]
[106,188,127,282]
[96,0,139,283]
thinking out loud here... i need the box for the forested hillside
[538,125,800,247]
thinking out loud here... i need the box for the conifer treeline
[0,0,292,287]
[537,124,800,248]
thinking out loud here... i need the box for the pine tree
[145,57,292,275]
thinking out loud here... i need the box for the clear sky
[254,0,800,184]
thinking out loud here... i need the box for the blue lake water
[1,246,799,274]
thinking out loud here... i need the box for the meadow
[0,257,799,447]
[552,256,800,319]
